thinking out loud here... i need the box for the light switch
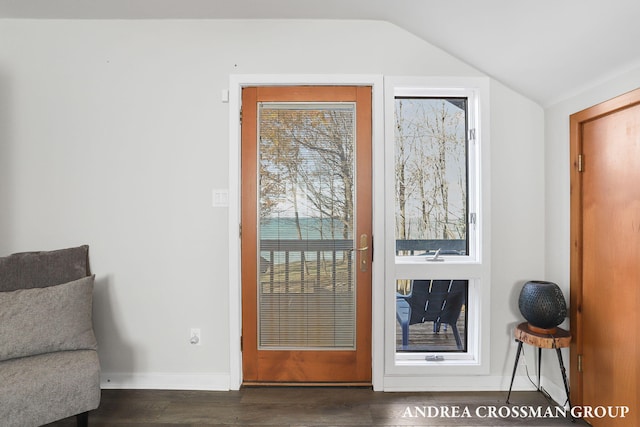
[212,189,229,207]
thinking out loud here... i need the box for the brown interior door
[570,89,640,426]
[241,86,372,384]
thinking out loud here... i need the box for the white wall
[490,80,545,381]
[0,19,544,390]
[543,65,640,400]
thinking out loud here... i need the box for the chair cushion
[0,350,101,427]
[0,275,97,362]
[0,245,90,292]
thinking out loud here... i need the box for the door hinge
[240,335,243,352]
[239,223,242,238]
[239,107,243,125]
[469,128,476,141]
[577,354,583,373]
[578,154,584,172]
[470,212,477,225]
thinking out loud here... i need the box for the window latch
[427,248,445,262]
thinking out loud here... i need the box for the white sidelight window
[384,77,490,375]
[394,94,476,261]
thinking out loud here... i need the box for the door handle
[357,234,369,272]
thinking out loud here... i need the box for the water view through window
[394,96,470,353]
[394,97,469,257]
[257,103,357,350]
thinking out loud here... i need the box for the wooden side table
[506,322,572,415]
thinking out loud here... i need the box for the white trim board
[383,374,538,392]
[101,373,230,391]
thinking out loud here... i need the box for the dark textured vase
[518,281,567,333]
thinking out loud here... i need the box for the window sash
[393,87,479,264]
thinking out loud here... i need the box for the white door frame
[227,74,385,390]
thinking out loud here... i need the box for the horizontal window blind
[257,103,357,350]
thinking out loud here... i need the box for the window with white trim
[384,78,490,373]
[394,90,478,263]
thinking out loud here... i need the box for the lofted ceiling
[1,0,639,106]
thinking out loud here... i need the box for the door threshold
[242,381,372,388]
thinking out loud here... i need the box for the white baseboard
[101,372,230,391]
[383,374,538,392]
[99,372,562,398]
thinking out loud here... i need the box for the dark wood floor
[46,388,590,426]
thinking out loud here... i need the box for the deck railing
[396,239,466,255]
[258,238,466,292]
[259,239,354,294]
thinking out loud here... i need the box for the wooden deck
[395,309,467,352]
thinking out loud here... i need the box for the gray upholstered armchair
[0,245,101,427]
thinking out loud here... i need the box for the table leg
[506,340,523,404]
[537,347,542,391]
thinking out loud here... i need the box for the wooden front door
[241,86,372,384]
[570,88,640,426]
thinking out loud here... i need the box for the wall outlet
[190,328,201,346]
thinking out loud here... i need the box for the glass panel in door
[258,103,356,350]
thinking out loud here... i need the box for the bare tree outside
[394,97,468,254]
[257,103,358,349]
[394,97,470,353]
[259,105,354,241]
